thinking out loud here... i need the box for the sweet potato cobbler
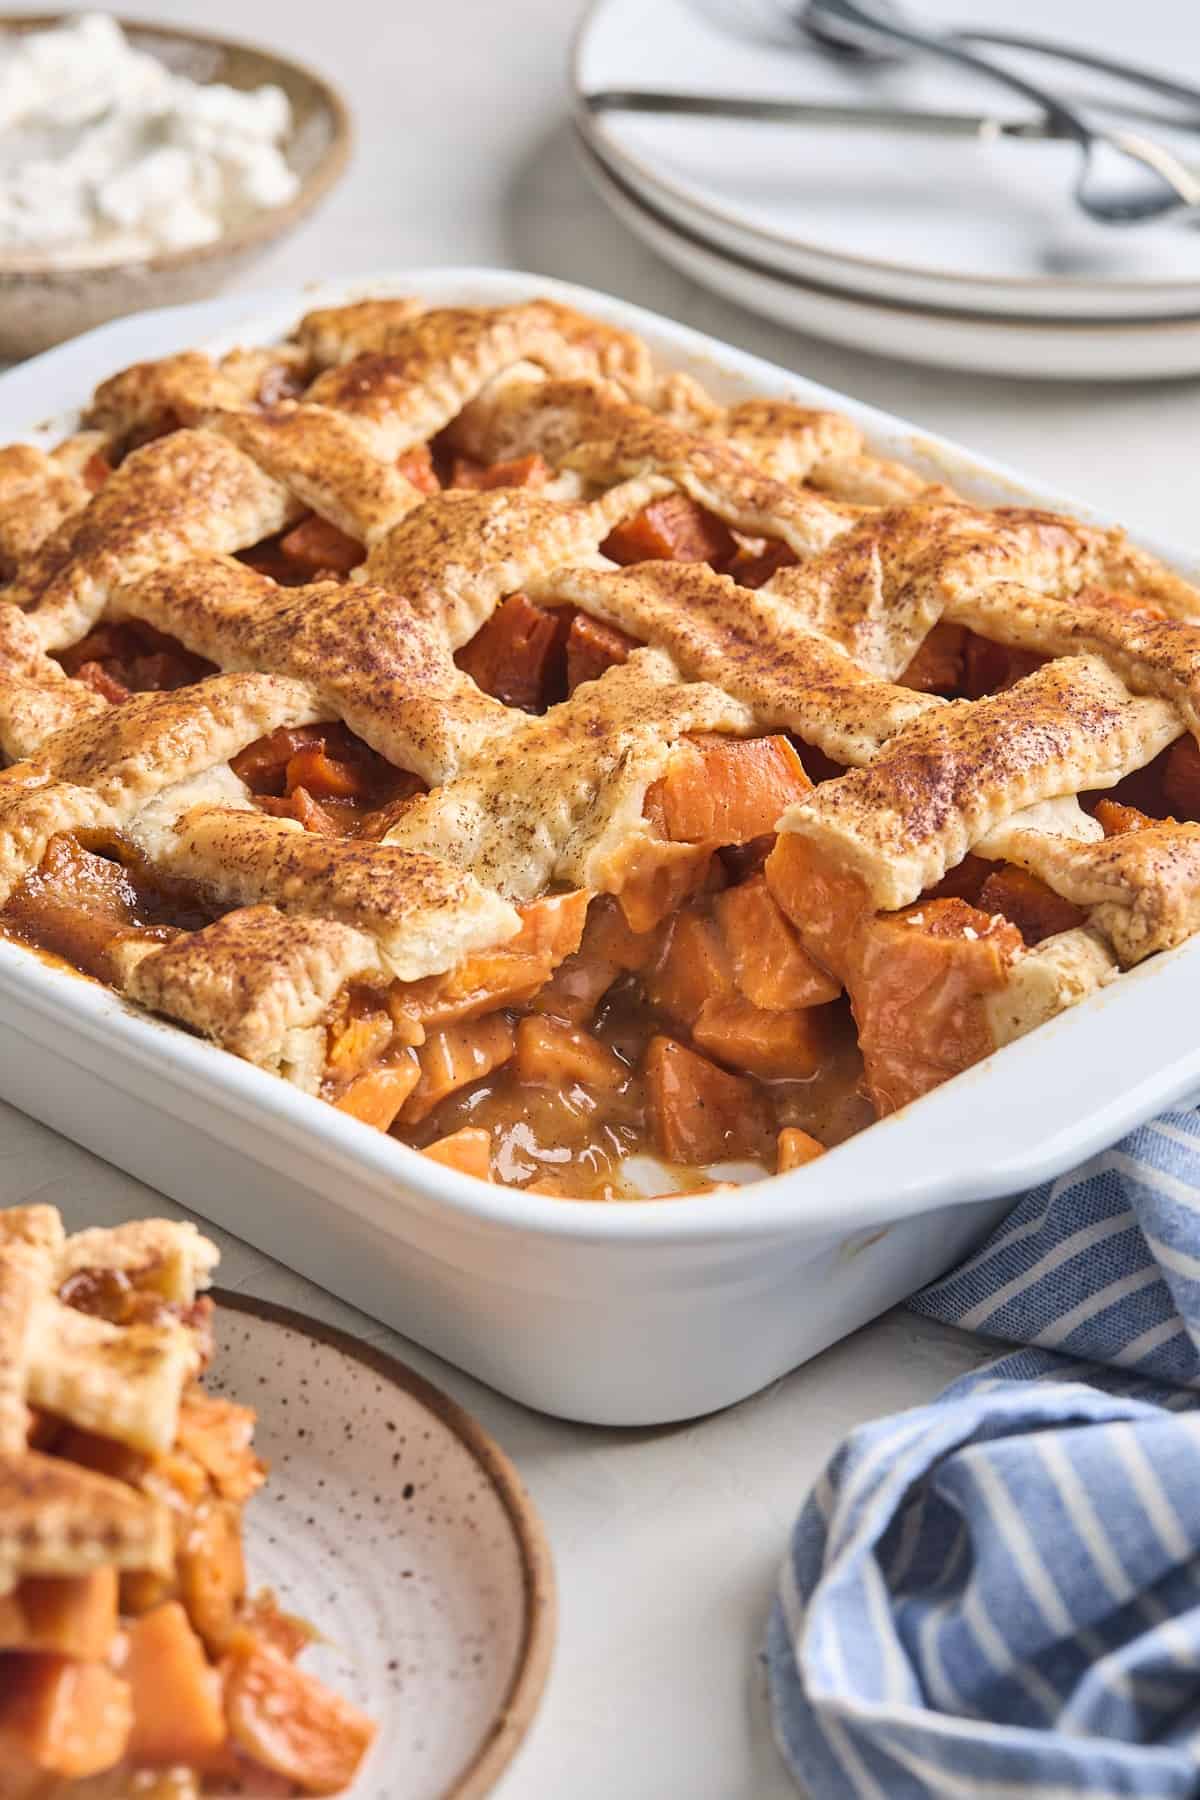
[1,295,1199,1198]
[0,1204,374,1795]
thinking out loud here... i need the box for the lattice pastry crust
[0,1206,214,1593]
[0,292,1197,1189]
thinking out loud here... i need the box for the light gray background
[2,2,1193,1794]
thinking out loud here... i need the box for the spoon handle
[811,0,1091,145]
[958,30,1200,117]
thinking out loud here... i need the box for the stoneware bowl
[0,14,352,359]
[208,1292,556,1798]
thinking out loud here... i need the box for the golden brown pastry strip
[777,656,1181,910]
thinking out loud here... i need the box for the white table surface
[3,1,1196,1794]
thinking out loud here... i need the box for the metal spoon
[795,0,1200,223]
[800,0,1200,119]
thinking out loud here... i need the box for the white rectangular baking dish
[2,267,1198,1426]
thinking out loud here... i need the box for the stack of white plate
[573,0,1200,379]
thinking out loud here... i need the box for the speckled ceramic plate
[207,1292,556,1798]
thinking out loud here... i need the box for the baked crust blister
[0,292,1198,1194]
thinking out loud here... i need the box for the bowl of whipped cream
[0,12,351,356]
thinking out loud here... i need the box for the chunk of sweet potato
[326,1011,393,1079]
[455,592,565,711]
[764,832,873,983]
[0,1654,132,1780]
[644,1036,772,1164]
[727,540,799,589]
[278,516,365,576]
[0,1568,117,1660]
[421,1127,493,1180]
[977,865,1086,946]
[401,1014,516,1125]
[898,622,965,695]
[124,1602,227,1768]
[259,785,340,833]
[692,995,828,1079]
[222,1633,376,1795]
[178,1499,246,1653]
[529,895,661,1020]
[609,837,715,934]
[515,1017,628,1090]
[850,899,1022,1116]
[601,493,735,567]
[334,1061,421,1131]
[924,852,990,904]
[450,452,548,491]
[777,1128,825,1172]
[577,894,663,973]
[646,907,734,1028]
[74,659,132,705]
[83,450,112,492]
[176,1391,264,1504]
[230,724,326,791]
[238,1591,318,1662]
[390,890,589,1032]
[713,874,841,1010]
[396,444,440,494]
[645,734,811,846]
[564,610,640,693]
[1094,798,1162,836]
[51,1425,147,1489]
[285,745,366,800]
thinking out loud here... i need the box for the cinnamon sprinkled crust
[765,501,1200,678]
[13,429,299,648]
[0,289,1195,1166]
[0,1449,172,1593]
[110,558,514,781]
[87,349,260,438]
[114,904,392,1068]
[532,560,941,765]
[302,300,655,455]
[445,372,854,553]
[1000,820,1200,966]
[0,672,320,901]
[362,484,651,649]
[0,444,90,576]
[209,403,427,547]
[157,805,519,979]
[382,648,753,898]
[0,601,106,759]
[778,656,1179,910]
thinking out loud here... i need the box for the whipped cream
[0,14,300,265]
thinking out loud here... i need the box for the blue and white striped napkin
[767,1107,1200,1797]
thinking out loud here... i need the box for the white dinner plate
[577,130,1200,379]
[574,0,1200,322]
[208,1293,555,1798]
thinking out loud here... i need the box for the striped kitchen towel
[767,1107,1200,1797]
